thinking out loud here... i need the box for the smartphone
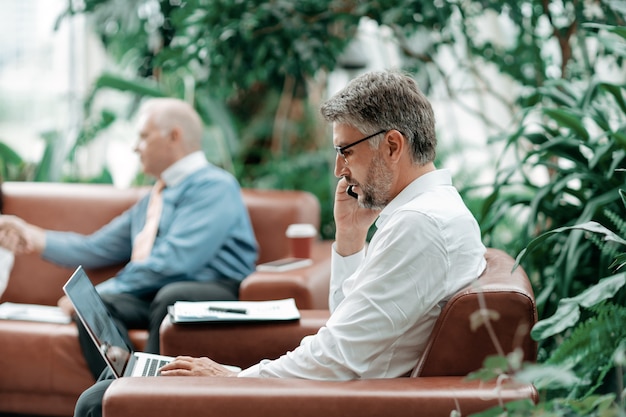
[346,185,358,199]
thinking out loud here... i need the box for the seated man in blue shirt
[0,98,258,379]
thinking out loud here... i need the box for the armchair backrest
[1,182,321,305]
[412,248,537,377]
[241,189,320,264]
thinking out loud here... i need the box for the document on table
[169,298,300,323]
[0,302,72,324]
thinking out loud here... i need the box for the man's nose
[334,154,348,178]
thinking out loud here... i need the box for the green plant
[479,24,626,323]
[545,302,626,399]
[0,131,107,183]
[468,193,626,415]
[0,141,26,181]
[463,18,626,416]
[56,1,625,241]
[518,216,626,397]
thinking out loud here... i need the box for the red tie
[131,180,165,261]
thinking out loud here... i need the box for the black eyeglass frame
[334,130,386,162]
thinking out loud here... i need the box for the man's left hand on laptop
[159,356,238,377]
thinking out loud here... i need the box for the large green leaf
[84,73,167,112]
[584,23,626,41]
[538,81,578,108]
[530,300,582,340]
[610,253,626,271]
[542,108,590,141]
[33,135,55,182]
[0,141,23,165]
[515,221,626,271]
[598,82,626,116]
[612,131,626,150]
[514,363,584,389]
[530,273,626,340]
[0,141,25,180]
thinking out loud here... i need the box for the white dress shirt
[159,150,209,188]
[239,169,486,380]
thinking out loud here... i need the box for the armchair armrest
[160,310,329,369]
[104,376,538,417]
[240,241,333,309]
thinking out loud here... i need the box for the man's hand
[333,179,380,256]
[159,356,239,377]
[0,215,45,254]
[57,295,75,317]
[0,215,26,252]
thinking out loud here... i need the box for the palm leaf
[542,108,590,141]
[514,221,626,271]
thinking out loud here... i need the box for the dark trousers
[74,369,114,417]
[76,278,240,380]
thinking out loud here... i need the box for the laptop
[63,265,174,377]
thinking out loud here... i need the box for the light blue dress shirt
[43,152,258,297]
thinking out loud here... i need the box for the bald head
[138,98,203,153]
[134,98,206,178]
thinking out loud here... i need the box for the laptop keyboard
[142,357,170,376]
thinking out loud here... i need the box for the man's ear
[169,126,184,144]
[385,130,405,163]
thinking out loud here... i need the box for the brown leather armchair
[102,248,539,417]
[0,181,332,417]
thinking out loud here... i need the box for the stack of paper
[0,302,72,324]
[169,298,300,323]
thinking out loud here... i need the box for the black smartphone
[346,185,358,199]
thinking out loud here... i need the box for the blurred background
[1,2,626,409]
[2,0,581,237]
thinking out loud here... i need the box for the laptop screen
[63,266,132,377]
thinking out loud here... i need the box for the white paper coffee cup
[285,223,317,259]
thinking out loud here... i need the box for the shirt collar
[376,169,453,229]
[160,151,209,187]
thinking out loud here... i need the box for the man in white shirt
[74,70,486,416]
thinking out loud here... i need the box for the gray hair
[320,70,436,164]
[139,98,203,151]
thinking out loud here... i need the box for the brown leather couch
[0,181,332,417]
[102,248,539,417]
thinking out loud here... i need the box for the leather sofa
[0,181,332,417]
[102,248,539,417]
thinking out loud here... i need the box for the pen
[207,306,248,315]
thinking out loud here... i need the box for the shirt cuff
[331,242,365,279]
[41,231,62,262]
[237,362,262,378]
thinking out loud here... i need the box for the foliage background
[1,0,626,413]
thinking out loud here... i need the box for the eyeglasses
[334,130,386,164]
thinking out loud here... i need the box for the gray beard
[360,152,393,210]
